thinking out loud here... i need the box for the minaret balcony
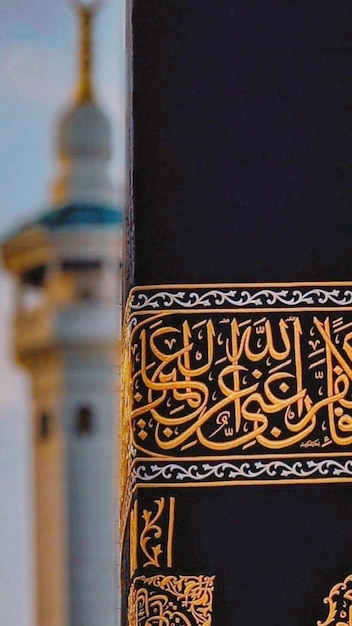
[13,303,120,358]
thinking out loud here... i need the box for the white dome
[58,101,112,161]
[51,100,117,206]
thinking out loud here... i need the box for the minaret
[1,2,122,625]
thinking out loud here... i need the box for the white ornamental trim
[132,459,352,484]
[130,287,352,311]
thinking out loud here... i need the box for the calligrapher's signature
[300,437,332,448]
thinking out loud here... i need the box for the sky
[0,1,125,622]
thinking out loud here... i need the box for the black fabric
[124,3,352,624]
[130,0,352,286]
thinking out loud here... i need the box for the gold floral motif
[128,574,215,626]
[139,497,175,569]
[140,498,165,568]
[318,574,352,625]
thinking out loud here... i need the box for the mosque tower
[1,1,122,624]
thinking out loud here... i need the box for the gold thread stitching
[318,574,352,626]
[128,574,215,626]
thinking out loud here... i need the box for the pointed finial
[67,0,105,103]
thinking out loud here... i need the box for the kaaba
[121,3,352,624]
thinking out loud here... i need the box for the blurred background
[0,1,125,623]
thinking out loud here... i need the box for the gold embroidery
[140,497,176,569]
[120,304,134,541]
[120,283,352,535]
[140,498,164,567]
[318,574,352,626]
[130,312,352,454]
[130,500,138,577]
[128,574,215,626]
[167,496,175,568]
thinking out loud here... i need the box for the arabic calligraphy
[128,575,215,626]
[119,283,352,520]
[129,311,352,456]
[318,574,352,626]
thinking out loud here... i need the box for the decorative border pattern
[130,284,352,312]
[132,457,352,485]
[128,574,215,626]
[318,573,352,625]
